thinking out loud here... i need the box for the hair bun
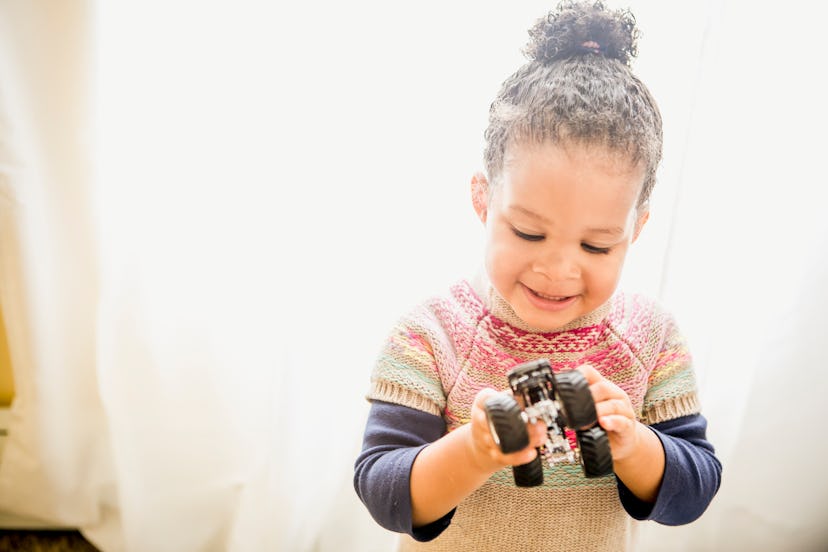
[523,1,638,66]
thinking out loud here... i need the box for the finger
[577,365,629,403]
[588,379,626,403]
[472,387,501,409]
[472,388,507,438]
[595,397,635,420]
[599,414,636,433]
[472,388,514,452]
[503,445,538,467]
[527,419,548,448]
[576,363,602,384]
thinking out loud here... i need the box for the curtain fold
[636,1,828,550]
[0,0,110,530]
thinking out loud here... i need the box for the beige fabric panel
[398,481,634,552]
[0,307,12,406]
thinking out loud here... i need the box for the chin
[511,294,583,330]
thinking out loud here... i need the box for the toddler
[354,2,722,550]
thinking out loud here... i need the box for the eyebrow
[508,205,551,224]
[585,226,625,237]
[508,205,624,237]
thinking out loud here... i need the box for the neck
[470,269,612,333]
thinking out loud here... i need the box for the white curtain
[635,1,828,550]
[0,1,826,551]
[0,0,110,529]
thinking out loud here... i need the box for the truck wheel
[484,394,528,454]
[554,370,598,430]
[577,426,614,478]
[513,455,544,487]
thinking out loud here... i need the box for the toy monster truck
[483,359,613,486]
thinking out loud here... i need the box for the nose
[532,247,580,280]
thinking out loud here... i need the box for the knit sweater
[356,276,719,551]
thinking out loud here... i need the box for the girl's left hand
[576,364,640,462]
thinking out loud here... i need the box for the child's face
[474,141,648,331]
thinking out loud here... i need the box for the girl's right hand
[467,387,547,473]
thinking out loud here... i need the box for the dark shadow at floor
[0,530,100,552]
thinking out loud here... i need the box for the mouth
[522,283,578,311]
[530,289,572,302]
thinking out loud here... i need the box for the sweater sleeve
[353,400,454,541]
[617,413,722,525]
[366,307,451,417]
[640,304,701,424]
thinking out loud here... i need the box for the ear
[471,171,489,224]
[632,207,650,243]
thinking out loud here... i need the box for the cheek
[586,254,626,290]
[484,234,526,283]
[485,241,508,276]
[488,234,524,267]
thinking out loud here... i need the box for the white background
[0,1,826,550]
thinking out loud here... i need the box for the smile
[522,284,578,312]
[532,290,571,301]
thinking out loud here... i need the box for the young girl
[354,2,721,550]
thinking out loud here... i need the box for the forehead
[498,142,644,220]
[500,140,644,204]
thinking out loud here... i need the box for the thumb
[473,387,502,410]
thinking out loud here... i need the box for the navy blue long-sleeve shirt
[354,400,721,542]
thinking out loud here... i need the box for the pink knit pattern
[369,279,698,433]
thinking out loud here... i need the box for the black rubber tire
[483,394,528,454]
[554,370,598,430]
[513,455,544,487]
[507,358,550,379]
[577,426,614,478]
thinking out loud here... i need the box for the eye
[512,228,544,242]
[581,243,611,255]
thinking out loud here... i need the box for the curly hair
[483,1,663,207]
